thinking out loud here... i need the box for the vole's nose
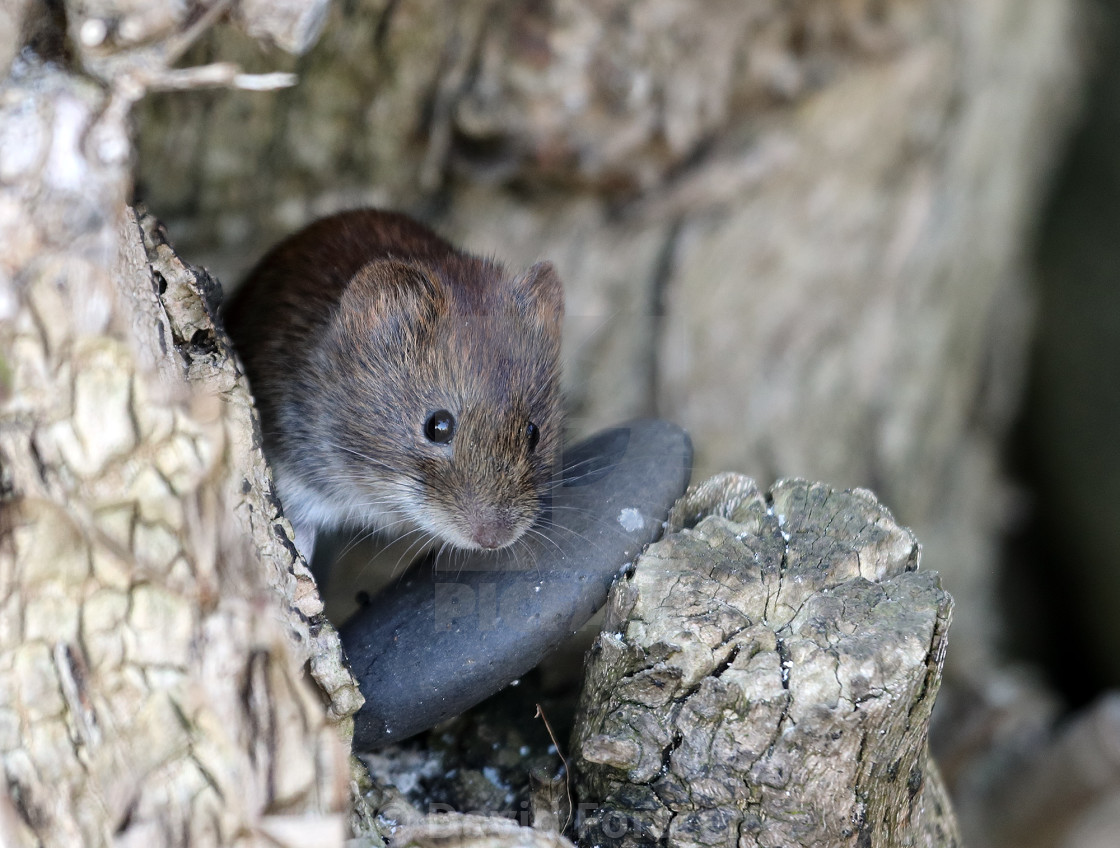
[468,508,516,550]
[473,530,503,549]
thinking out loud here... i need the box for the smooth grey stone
[340,418,693,750]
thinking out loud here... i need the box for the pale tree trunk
[0,4,359,846]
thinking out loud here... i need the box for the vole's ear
[341,259,445,331]
[510,261,564,334]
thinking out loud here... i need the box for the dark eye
[425,409,456,444]
[526,421,540,453]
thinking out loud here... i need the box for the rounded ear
[339,259,444,331]
[510,261,564,333]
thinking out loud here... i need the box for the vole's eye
[425,409,456,444]
[526,421,540,453]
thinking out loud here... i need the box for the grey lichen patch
[573,475,958,848]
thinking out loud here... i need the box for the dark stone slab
[340,419,693,750]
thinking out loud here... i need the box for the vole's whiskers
[522,524,566,558]
[547,444,681,487]
[546,503,624,537]
[321,440,401,475]
[546,452,618,479]
[392,526,439,578]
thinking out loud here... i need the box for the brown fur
[223,209,563,553]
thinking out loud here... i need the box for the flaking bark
[0,4,357,846]
[571,475,958,848]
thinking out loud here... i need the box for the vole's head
[317,254,564,551]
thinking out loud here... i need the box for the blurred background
[1011,0,1120,709]
[132,1,1120,844]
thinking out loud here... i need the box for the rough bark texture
[135,208,362,720]
[0,4,357,847]
[572,475,956,848]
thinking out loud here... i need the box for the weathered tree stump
[572,475,957,848]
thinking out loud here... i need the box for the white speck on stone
[618,507,643,532]
[777,513,787,527]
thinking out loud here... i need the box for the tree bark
[0,5,357,846]
[572,476,957,848]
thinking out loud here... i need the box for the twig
[163,0,237,65]
[535,703,573,835]
[141,63,298,92]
